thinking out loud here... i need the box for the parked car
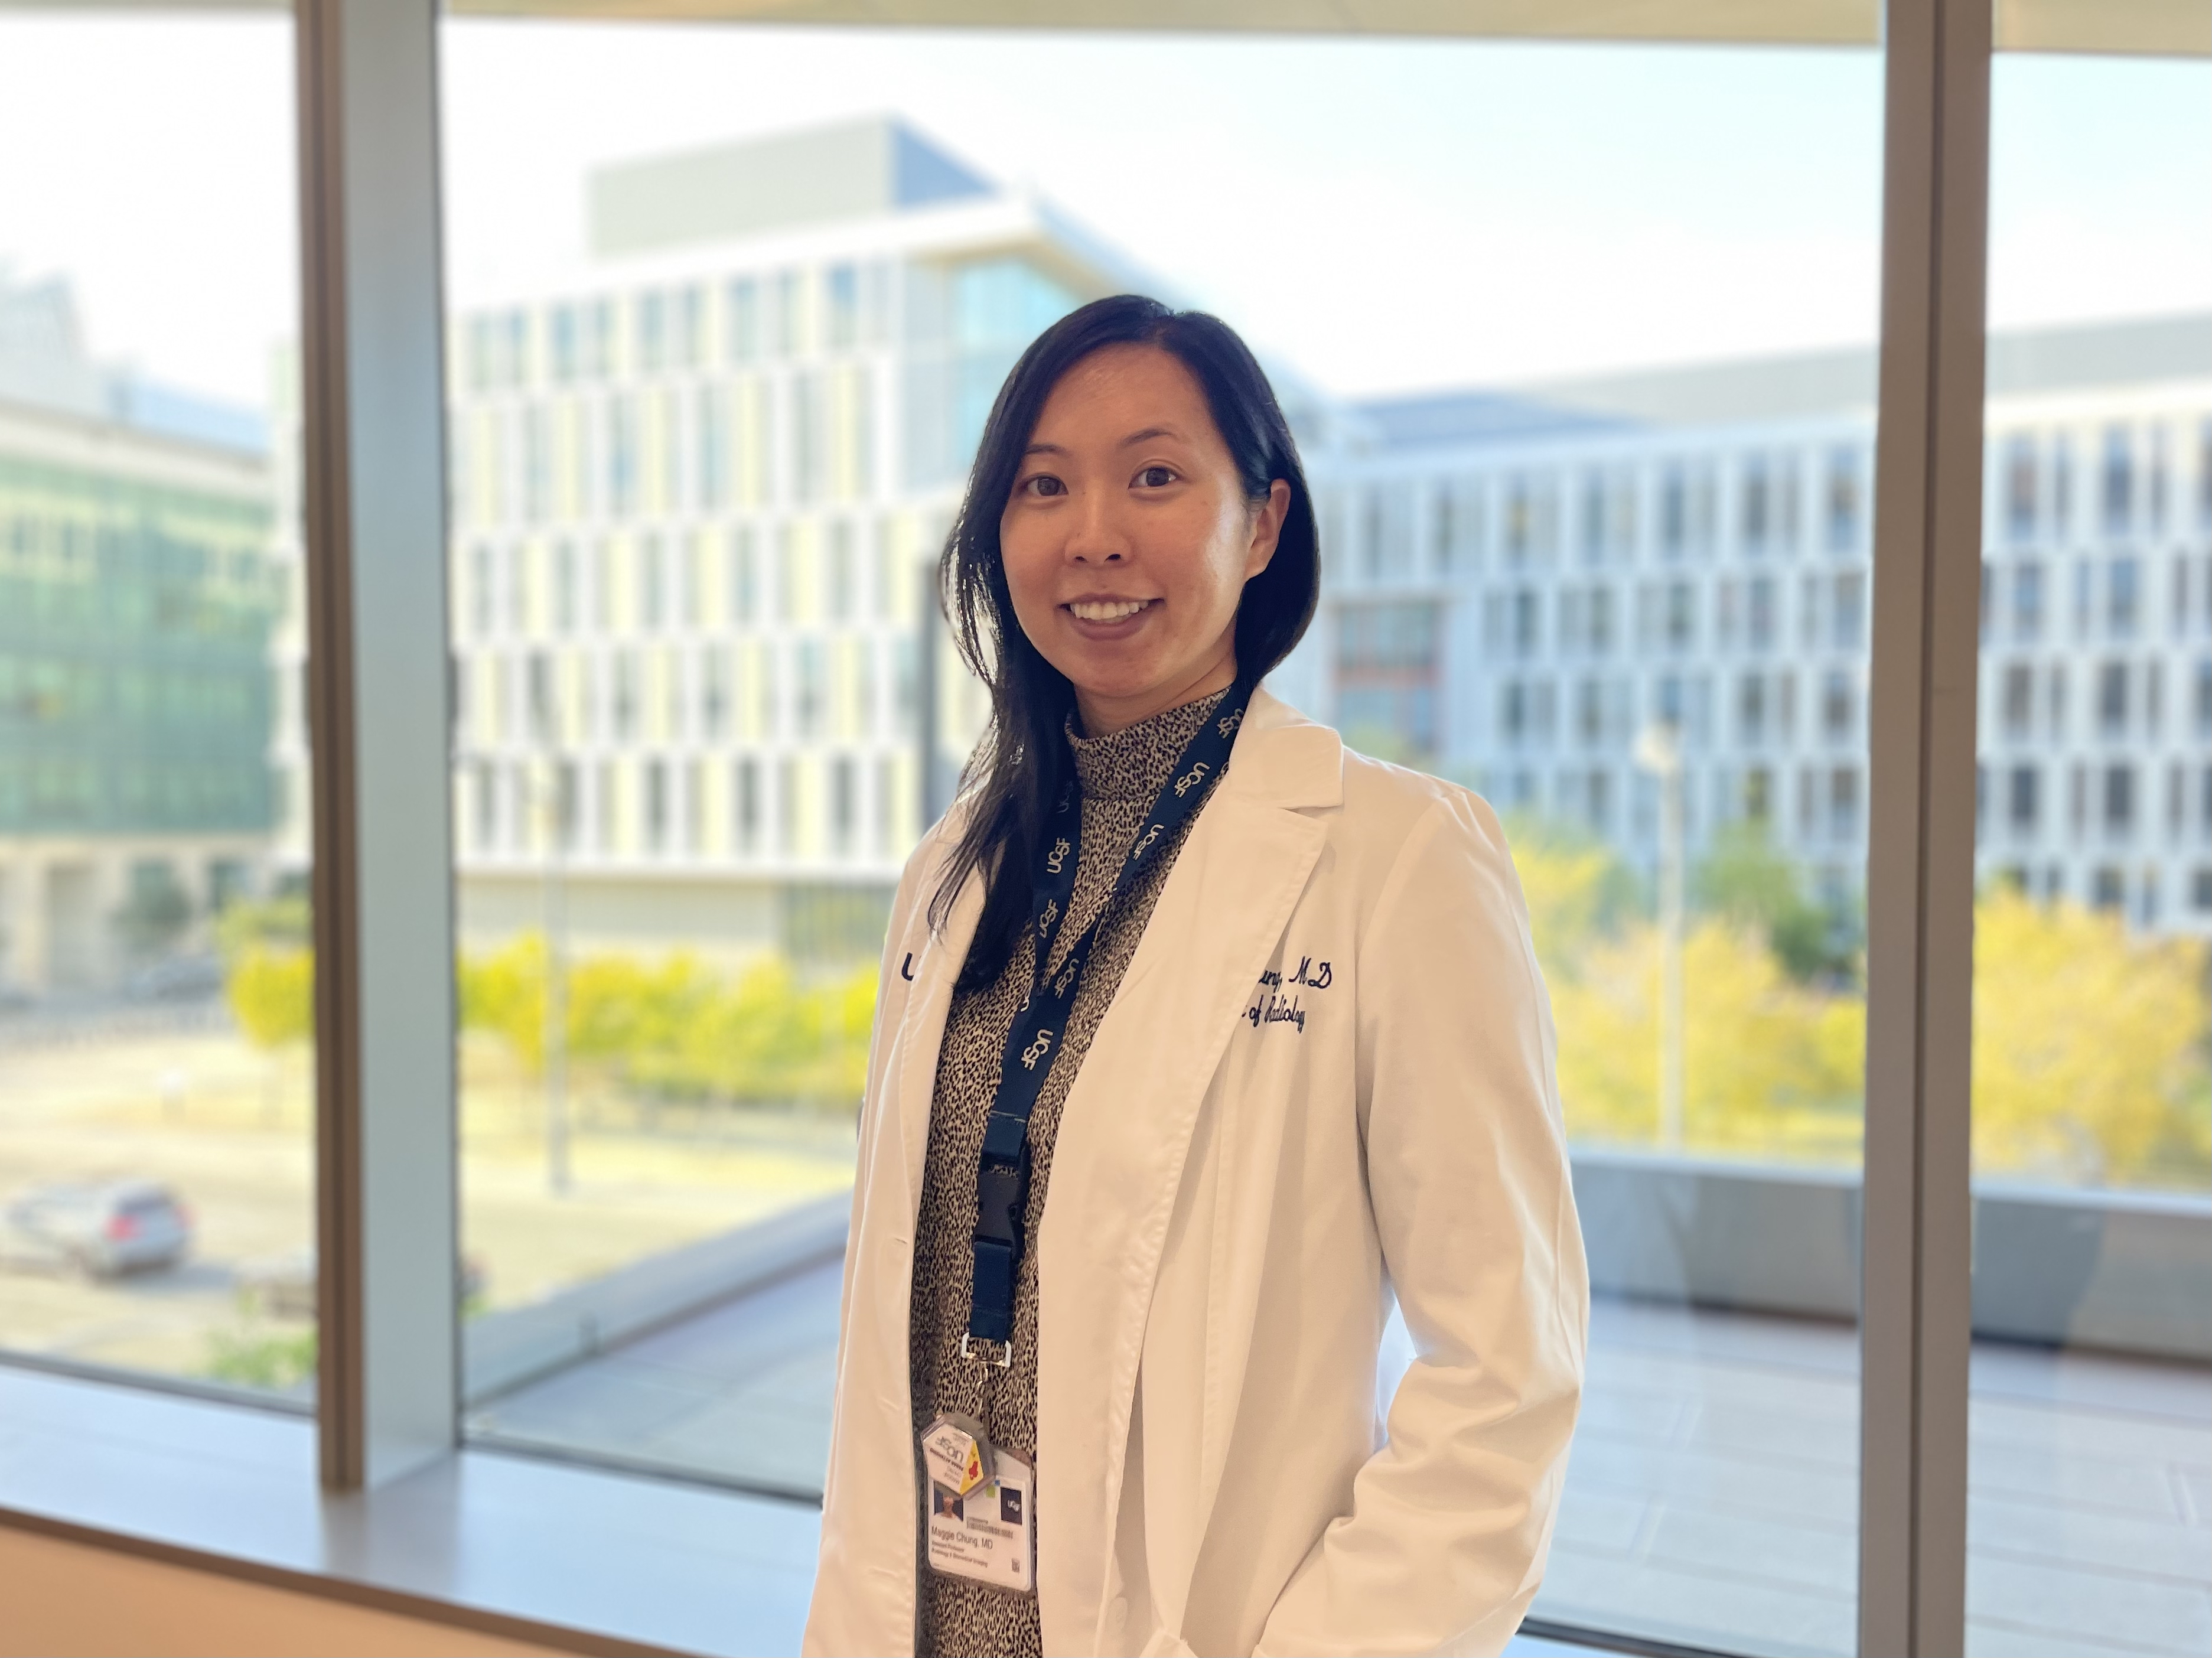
[122,954,226,1003]
[0,1181,194,1278]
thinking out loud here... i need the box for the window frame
[17,2,2178,1654]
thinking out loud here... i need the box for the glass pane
[1969,50,2212,1658]
[440,30,1880,1647]
[0,15,312,1403]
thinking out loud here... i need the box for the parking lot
[0,1011,856,1385]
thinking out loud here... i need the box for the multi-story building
[417,118,1173,965]
[0,273,283,994]
[385,116,2209,966]
[1301,315,2212,936]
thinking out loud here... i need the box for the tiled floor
[470,1273,2211,1658]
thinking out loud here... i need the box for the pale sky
[0,12,2204,411]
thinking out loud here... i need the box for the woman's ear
[1244,479,1292,579]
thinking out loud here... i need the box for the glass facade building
[0,274,282,996]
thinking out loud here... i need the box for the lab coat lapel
[895,848,983,1221]
[1034,702,1335,1655]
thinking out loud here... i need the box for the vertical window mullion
[1860,1,1989,1651]
[295,0,460,1490]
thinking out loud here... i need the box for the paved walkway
[468,1273,2211,1657]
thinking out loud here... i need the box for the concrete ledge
[463,1193,850,1405]
[1571,1148,2212,1362]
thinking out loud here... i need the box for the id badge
[922,1419,1034,1597]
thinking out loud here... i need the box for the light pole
[539,748,571,1197]
[1634,720,1686,1152]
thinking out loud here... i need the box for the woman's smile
[1062,595,1160,635]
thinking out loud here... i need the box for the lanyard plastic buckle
[973,1154,1026,1250]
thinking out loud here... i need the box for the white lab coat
[804,688,1588,1657]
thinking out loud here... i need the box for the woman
[805,296,1586,1658]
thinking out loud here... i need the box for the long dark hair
[929,294,1320,991]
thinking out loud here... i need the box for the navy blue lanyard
[965,683,1252,1351]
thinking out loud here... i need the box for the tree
[227,946,314,1050]
[219,899,315,1051]
[1549,917,1864,1157]
[457,935,878,1110]
[1499,810,1640,970]
[115,872,192,958]
[1697,820,1861,986]
[1972,888,2210,1187]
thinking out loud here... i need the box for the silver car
[0,1181,194,1278]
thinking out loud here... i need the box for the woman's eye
[1021,474,1065,498]
[1136,465,1177,489]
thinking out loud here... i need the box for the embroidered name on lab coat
[1244,957,1331,1033]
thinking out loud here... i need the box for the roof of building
[1356,311,2212,449]
[1352,389,1637,450]
[0,269,266,456]
[587,115,996,259]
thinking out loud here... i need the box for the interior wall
[0,1524,569,1658]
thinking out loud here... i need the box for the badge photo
[923,1442,1035,1598]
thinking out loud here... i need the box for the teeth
[1070,600,1148,621]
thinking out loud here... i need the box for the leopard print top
[908,689,1229,1657]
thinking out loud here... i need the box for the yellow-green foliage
[1510,822,2211,1189]
[217,896,315,1051]
[1972,887,2211,1185]
[459,935,875,1109]
[227,946,314,1050]
[204,1321,317,1392]
[1549,919,1865,1158]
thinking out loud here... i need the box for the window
[1824,445,1862,551]
[1829,764,1860,840]
[2197,419,2212,529]
[1738,454,1771,553]
[1588,585,1615,656]
[2097,659,2129,737]
[1822,668,1853,741]
[1832,571,1866,650]
[2101,424,2134,536]
[635,289,666,373]
[1664,579,1695,650]
[2003,432,2038,540]
[1972,51,2212,1656]
[0,11,312,1403]
[2108,555,2139,637]
[1737,671,1767,744]
[2011,556,2043,640]
[825,263,859,351]
[2001,662,2033,739]
[34,17,2204,1658]
[1747,573,1776,650]
[2102,763,2135,837]
[1659,462,1687,557]
[1335,602,1441,757]
[725,276,760,363]
[830,756,855,855]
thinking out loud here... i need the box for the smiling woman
[1000,343,1289,736]
[934,297,1317,994]
[806,297,1586,1657]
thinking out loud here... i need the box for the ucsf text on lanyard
[964,681,1252,1359]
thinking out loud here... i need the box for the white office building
[1304,317,2212,936]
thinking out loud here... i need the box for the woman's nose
[1065,493,1127,563]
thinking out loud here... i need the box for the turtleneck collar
[1066,687,1230,804]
